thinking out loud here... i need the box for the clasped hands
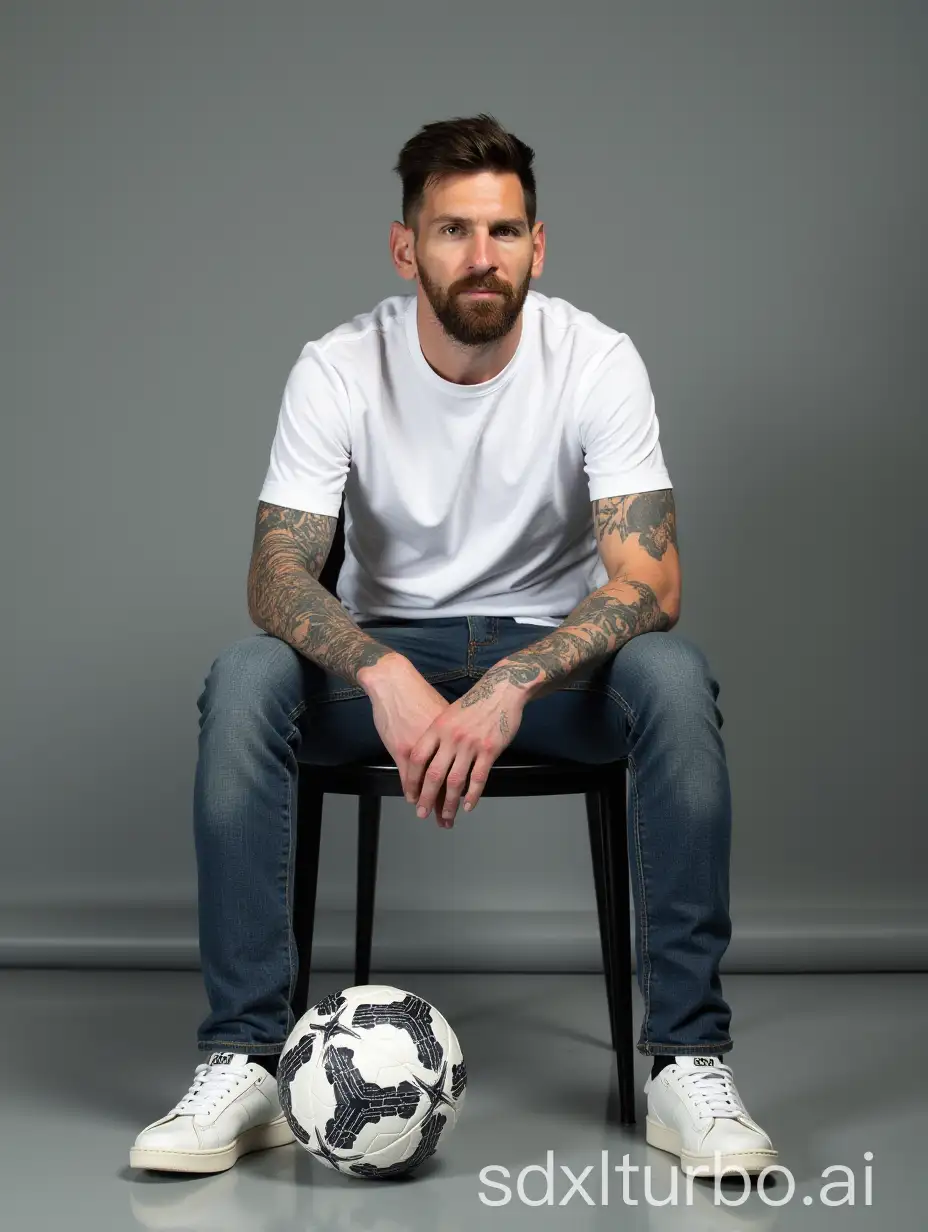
[366,658,528,829]
[407,674,525,827]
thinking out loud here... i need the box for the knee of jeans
[197,633,300,715]
[617,631,720,706]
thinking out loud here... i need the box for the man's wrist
[356,649,412,697]
[467,659,546,706]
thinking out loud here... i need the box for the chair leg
[355,794,381,986]
[585,791,618,1053]
[600,775,637,1126]
[292,775,324,1022]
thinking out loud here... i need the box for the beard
[416,259,533,347]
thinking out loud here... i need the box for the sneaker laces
[676,1064,746,1120]
[172,1063,249,1115]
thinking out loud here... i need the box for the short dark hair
[393,113,537,238]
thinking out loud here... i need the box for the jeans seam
[467,616,499,656]
[628,750,653,1050]
[284,735,297,1038]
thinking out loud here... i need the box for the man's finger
[438,749,477,826]
[435,781,450,828]
[405,732,439,803]
[415,744,457,818]
[462,754,494,812]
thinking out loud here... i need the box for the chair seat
[302,752,627,797]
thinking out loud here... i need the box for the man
[130,114,777,1179]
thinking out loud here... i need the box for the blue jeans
[194,616,733,1059]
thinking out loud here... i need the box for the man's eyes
[441,226,519,237]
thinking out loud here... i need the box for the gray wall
[3,0,924,972]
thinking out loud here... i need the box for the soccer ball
[278,984,467,1179]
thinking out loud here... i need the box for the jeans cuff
[197,1043,284,1055]
[637,1041,733,1057]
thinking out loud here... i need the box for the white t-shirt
[258,290,673,626]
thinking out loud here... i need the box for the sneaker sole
[129,1113,296,1174]
[646,1115,778,1176]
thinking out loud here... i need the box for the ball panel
[350,991,446,1072]
[347,1110,450,1179]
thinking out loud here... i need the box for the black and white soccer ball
[277,984,467,1179]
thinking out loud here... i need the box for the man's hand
[405,670,526,827]
[357,653,454,816]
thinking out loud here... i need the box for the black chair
[291,505,638,1124]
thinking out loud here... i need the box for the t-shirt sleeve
[257,345,350,518]
[576,335,673,501]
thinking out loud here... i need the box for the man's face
[412,171,537,347]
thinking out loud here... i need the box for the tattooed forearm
[466,578,674,706]
[247,501,395,686]
[464,488,680,703]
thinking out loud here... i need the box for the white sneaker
[129,1051,295,1174]
[644,1055,778,1177]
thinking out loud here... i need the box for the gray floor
[1,969,924,1230]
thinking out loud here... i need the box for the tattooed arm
[463,490,682,708]
[246,501,399,687]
